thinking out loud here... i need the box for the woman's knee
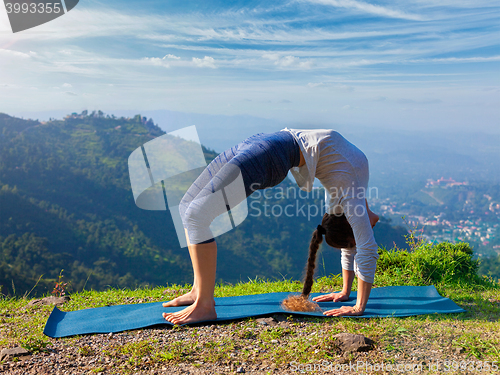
[182,203,203,227]
[182,205,216,244]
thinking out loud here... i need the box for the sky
[0,0,499,134]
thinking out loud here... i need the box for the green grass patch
[0,241,498,371]
[376,242,485,287]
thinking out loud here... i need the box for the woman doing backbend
[162,128,379,325]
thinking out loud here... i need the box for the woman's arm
[322,197,378,316]
[322,277,372,316]
[312,268,355,302]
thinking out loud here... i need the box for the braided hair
[301,224,325,296]
[301,213,355,297]
[281,212,356,312]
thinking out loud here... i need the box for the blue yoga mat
[43,285,465,338]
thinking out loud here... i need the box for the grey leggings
[179,130,301,245]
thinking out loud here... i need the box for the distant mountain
[14,109,500,192]
[0,111,408,297]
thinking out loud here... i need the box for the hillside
[0,111,409,297]
[0,242,498,374]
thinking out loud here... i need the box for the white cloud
[62,83,72,88]
[262,53,280,61]
[409,56,500,64]
[0,2,498,133]
[142,57,170,68]
[278,55,297,67]
[409,0,499,8]
[149,27,415,46]
[163,54,180,60]
[1,5,495,75]
[0,83,23,88]
[0,49,31,59]
[307,82,325,88]
[192,56,216,69]
[303,0,424,21]
[262,54,313,70]
[298,60,314,69]
[0,8,159,40]
[0,6,426,48]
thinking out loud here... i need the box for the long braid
[281,224,325,312]
[282,216,356,312]
[301,225,325,297]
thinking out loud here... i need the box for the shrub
[376,242,481,286]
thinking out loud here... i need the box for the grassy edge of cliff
[0,241,499,374]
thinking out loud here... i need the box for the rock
[236,366,245,373]
[256,317,277,326]
[0,347,30,361]
[27,296,70,307]
[455,347,465,354]
[272,314,288,322]
[333,333,374,353]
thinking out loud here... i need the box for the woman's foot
[162,300,217,325]
[162,288,197,307]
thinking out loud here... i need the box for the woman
[162,128,379,325]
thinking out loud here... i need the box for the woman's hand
[323,305,363,317]
[312,291,350,303]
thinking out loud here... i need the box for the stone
[272,314,288,322]
[0,347,30,362]
[256,317,277,326]
[333,333,374,353]
[236,366,245,373]
[27,296,70,307]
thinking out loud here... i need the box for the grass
[1,241,499,373]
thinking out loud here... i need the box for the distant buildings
[371,180,500,257]
[426,177,468,188]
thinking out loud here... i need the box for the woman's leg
[163,192,236,323]
[163,159,247,323]
[162,229,200,307]
[163,147,244,323]
[162,229,217,324]
[163,145,239,309]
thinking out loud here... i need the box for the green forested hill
[0,111,409,297]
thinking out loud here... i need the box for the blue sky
[0,0,499,133]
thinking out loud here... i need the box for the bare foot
[162,301,217,325]
[312,292,350,303]
[162,289,197,307]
